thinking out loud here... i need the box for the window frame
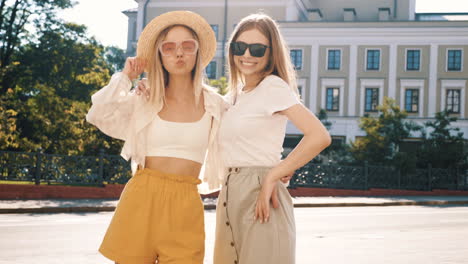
[446,49,463,72]
[364,87,379,112]
[404,88,420,113]
[326,48,342,71]
[446,89,461,114]
[290,48,304,70]
[325,87,340,112]
[405,48,421,72]
[365,48,381,71]
[210,24,219,41]
[206,61,217,79]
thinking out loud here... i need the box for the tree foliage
[0,1,124,155]
[417,111,466,169]
[0,88,20,149]
[350,97,421,166]
[0,0,74,90]
[209,76,228,95]
[104,45,126,75]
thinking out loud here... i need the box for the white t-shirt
[218,75,301,167]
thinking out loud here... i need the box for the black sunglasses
[230,41,270,57]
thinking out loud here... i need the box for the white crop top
[146,112,211,164]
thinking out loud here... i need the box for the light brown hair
[227,13,299,100]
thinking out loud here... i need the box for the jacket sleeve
[197,90,229,194]
[86,72,137,141]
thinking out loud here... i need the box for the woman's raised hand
[122,57,146,81]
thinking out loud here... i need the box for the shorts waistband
[136,168,201,185]
[226,166,272,174]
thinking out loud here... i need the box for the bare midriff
[143,156,202,178]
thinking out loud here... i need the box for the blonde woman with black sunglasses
[213,13,332,264]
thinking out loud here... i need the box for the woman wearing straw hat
[86,11,226,264]
[213,13,331,264]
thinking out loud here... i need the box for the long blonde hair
[227,13,299,100]
[146,25,205,108]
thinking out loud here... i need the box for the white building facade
[124,0,468,146]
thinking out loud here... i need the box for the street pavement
[2,196,468,213]
[0,205,467,264]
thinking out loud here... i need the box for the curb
[0,206,116,214]
[1,200,468,214]
[293,200,468,207]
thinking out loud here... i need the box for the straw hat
[136,10,216,68]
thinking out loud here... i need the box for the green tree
[13,22,110,101]
[209,76,228,95]
[104,46,126,74]
[0,89,20,149]
[0,1,129,156]
[0,0,74,90]
[1,21,124,155]
[350,97,420,166]
[315,109,355,165]
[417,111,466,169]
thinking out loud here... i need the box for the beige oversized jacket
[86,72,228,194]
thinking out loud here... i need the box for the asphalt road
[1,205,467,264]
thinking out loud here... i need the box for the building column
[348,45,357,116]
[136,0,145,38]
[309,44,319,113]
[388,44,397,100]
[428,44,438,117]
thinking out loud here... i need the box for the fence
[1,151,467,190]
[0,150,131,186]
[291,161,468,191]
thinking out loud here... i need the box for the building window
[365,88,379,112]
[326,88,339,111]
[297,85,303,98]
[210,25,219,40]
[331,136,346,148]
[327,49,341,70]
[366,49,380,71]
[447,49,462,71]
[206,61,217,79]
[405,89,419,113]
[406,50,420,71]
[132,21,137,41]
[290,49,303,70]
[446,89,461,113]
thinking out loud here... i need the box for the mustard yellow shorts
[99,168,205,264]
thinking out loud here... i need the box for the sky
[58,0,468,50]
[58,0,137,49]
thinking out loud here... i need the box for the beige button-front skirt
[213,167,296,264]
